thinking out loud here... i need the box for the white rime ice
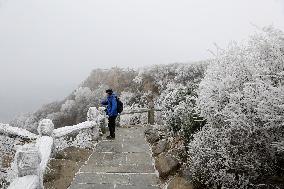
[53,121,96,138]
[0,123,38,139]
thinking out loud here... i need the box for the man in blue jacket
[101,89,118,139]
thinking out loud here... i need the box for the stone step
[69,183,160,189]
[80,163,156,173]
[87,152,153,166]
[69,126,161,189]
[73,173,159,186]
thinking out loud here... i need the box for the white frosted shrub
[120,112,148,125]
[87,107,100,122]
[10,113,38,133]
[190,27,284,188]
[157,81,206,141]
[54,129,94,152]
[119,92,136,107]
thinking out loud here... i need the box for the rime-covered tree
[189,26,284,188]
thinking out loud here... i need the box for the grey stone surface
[73,173,129,185]
[145,131,160,144]
[155,153,180,179]
[94,141,123,153]
[167,176,194,189]
[152,140,167,156]
[128,174,160,186]
[122,142,149,153]
[69,183,114,189]
[115,184,160,189]
[69,126,161,189]
[126,153,152,165]
[80,163,155,173]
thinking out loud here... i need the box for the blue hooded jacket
[101,93,118,117]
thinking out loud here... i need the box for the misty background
[0,0,284,122]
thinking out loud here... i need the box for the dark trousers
[108,116,116,138]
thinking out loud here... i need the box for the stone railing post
[148,101,155,125]
[16,144,41,177]
[8,145,41,189]
[88,107,106,138]
[98,107,107,134]
[37,119,55,189]
[38,119,54,137]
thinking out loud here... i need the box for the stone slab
[69,183,114,189]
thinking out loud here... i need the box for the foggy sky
[1,0,284,122]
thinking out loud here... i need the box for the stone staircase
[69,126,160,189]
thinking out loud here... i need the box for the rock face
[152,140,167,156]
[155,153,180,179]
[167,176,194,189]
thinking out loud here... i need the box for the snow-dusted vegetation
[189,27,284,188]
[0,135,19,188]
[125,27,284,188]
[1,26,283,189]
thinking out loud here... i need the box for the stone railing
[0,124,38,140]
[4,107,106,189]
[120,105,162,125]
[1,105,160,189]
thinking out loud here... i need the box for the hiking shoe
[106,135,115,140]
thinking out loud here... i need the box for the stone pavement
[69,126,160,189]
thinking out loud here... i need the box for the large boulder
[167,176,194,189]
[155,153,180,179]
[152,140,167,156]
